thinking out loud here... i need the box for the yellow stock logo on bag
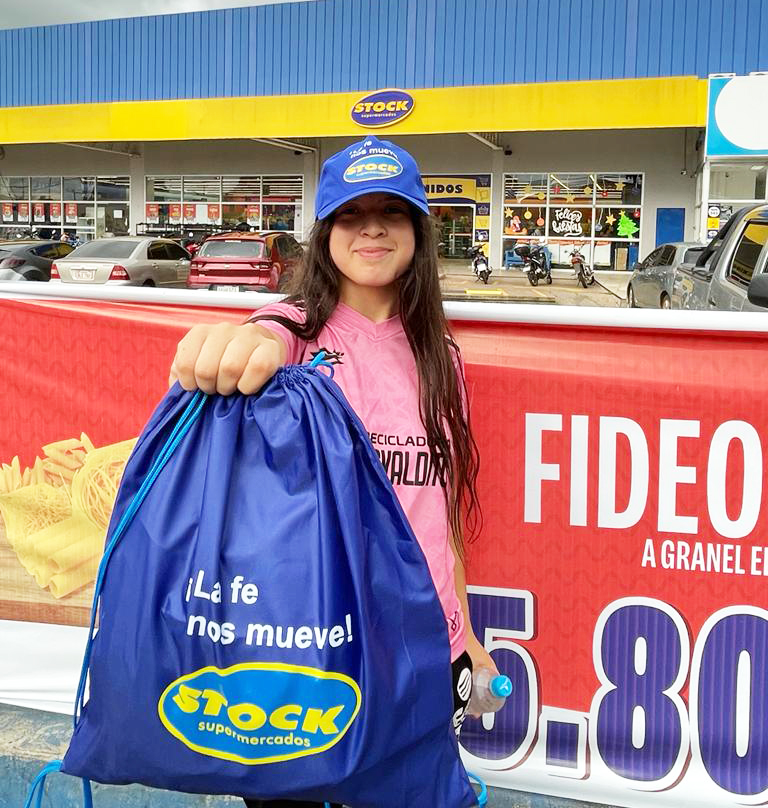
[158,662,361,764]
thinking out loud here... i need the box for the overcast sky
[0,0,312,30]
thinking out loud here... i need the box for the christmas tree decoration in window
[524,208,532,220]
[617,210,639,238]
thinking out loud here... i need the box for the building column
[302,150,319,241]
[698,161,711,242]
[490,149,505,269]
[129,151,145,236]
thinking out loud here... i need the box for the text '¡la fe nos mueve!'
[183,569,354,649]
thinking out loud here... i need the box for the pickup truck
[671,204,768,311]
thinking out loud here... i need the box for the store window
[63,177,94,201]
[0,175,129,241]
[183,176,221,203]
[30,177,62,202]
[0,177,29,200]
[145,174,304,238]
[96,176,130,201]
[503,172,643,270]
[145,176,182,202]
[705,163,768,239]
[424,174,491,258]
[710,165,767,202]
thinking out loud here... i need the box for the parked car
[671,204,768,311]
[187,232,303,292]
[51,237,191,286]
[627,242,703,309]
[0,240,75,282]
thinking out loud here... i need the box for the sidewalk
[440,261,629,308]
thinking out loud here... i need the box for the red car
[186,232,303,292]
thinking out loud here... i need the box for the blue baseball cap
[315,136,430,220]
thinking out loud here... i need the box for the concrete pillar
[128,151,145,236]
[302,150,319,241]
[490,149,505,269]
[698,162,711,242]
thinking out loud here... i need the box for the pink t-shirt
[251,301,466,661]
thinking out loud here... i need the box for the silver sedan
[627,242,703,309]
[52,237,191,287]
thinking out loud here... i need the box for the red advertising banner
[1,203,12,222]
[183,203,196,221]
[145,203,159,224]
[1,296,767,807]
[246,204,260,225]
[169,203,181,223]
[207,204,220,221]
[50,202,62,222]
[32,203,45,222]
[65,202,77,224]
[17,202,29,221]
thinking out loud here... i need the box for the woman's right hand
[168,322,286,395]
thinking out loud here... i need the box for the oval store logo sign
[350,89,414,128]
[158,663,361,764]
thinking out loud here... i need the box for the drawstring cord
[74,389,208,725]
[22,761,92,808]
[308,350,335,377]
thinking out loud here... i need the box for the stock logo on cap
[343,154,403,184]
[350,90,414,128]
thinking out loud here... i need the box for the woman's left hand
[465,632,499,676]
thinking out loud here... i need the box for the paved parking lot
[440,261,629,307]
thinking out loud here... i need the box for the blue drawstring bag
[41,361,480,808]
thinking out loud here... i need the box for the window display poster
[207,204,220,222]
[145,204,159,224]
[183,204,196,221]
[33,203,45,223]
[65,203,77,224]
[2,203,12,222]
[18,202,29,222]
[169,204,181,224]
[50,203,62,223]
[246,205,260,226]
[706,204,733,239]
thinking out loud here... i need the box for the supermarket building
[0,0,767,271]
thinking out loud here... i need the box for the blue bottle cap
[490,675,513,698]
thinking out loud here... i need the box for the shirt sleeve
[247,302,307,365]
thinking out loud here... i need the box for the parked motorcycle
[467,244,491,284]
[514,242,551,286]
[570,245,595,287]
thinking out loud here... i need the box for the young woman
[169,136,498,808]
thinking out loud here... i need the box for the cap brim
[316,186,430,220]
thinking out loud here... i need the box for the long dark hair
[254,206,481,554]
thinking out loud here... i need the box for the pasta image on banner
[0,435,136,604]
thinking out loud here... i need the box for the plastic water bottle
[467,669,512,717]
